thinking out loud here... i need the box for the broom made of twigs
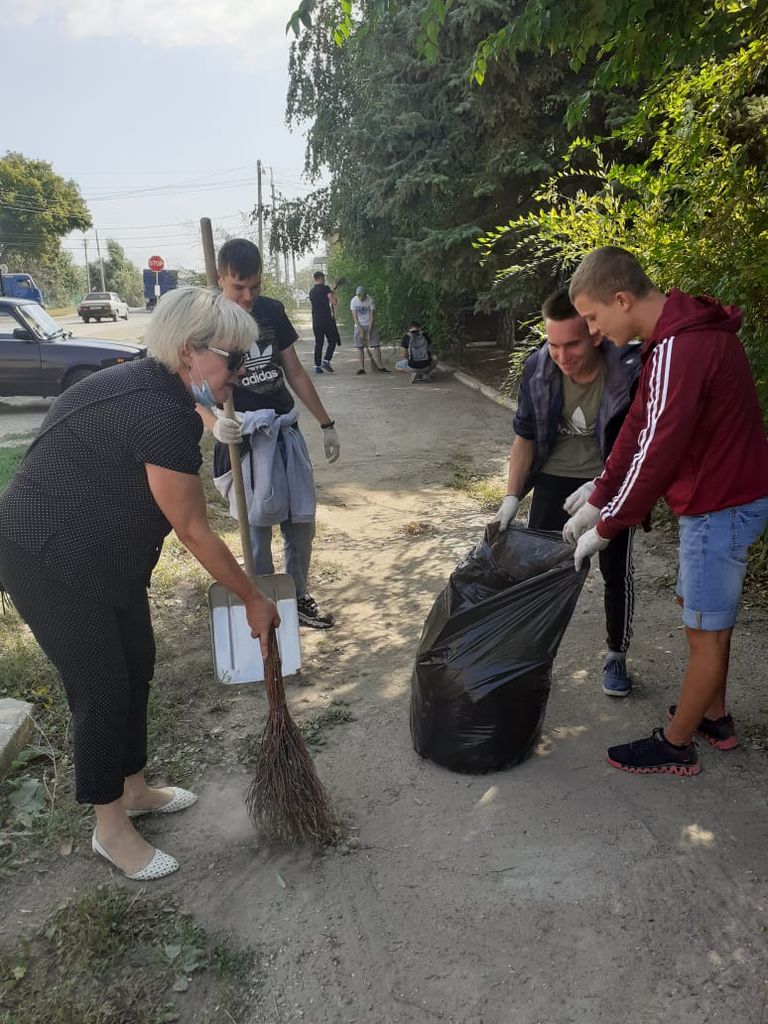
[244,628,337,845]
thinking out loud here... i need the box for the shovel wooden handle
[224,396,255,580]
[199,216,256,582]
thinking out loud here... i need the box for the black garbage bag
[410,523,588,773]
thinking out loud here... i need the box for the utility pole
[270,167,280,283]
[292,251,297,286]
[94,229,106,290]
[83,235,91,291]
[256,159,264,256]
[200,218,217,288]
[284,250,290,285]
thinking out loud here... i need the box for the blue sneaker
[321,360,334,373]
[313,365,324,374]
[603,656,631,697]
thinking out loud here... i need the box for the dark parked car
[0,297,146,397]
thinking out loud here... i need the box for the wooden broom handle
[200,216,255,582]
[224,396,255,581]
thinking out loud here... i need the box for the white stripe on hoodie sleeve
[602,336,675,523]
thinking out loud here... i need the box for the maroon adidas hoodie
[591,289,768,540]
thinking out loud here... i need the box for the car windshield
[85,293,111,301]
[21,303,63,339]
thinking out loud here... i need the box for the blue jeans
[676,496,768,630]
[250,520,315,600]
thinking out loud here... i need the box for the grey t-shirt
[541,368,605,478]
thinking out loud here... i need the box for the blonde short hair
[569,247,655,304]
[143,286,257,371]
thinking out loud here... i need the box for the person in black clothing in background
[395,322,437,381]
[308,271,341,374]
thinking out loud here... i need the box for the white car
[77,292,129,323]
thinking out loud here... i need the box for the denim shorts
[676,496,768,630]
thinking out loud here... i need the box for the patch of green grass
[444,454,506,512]
[0,885,259,1023]
[0,445,27,491]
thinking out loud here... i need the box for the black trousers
[0,539,156,805]
[313,319,341,366]
[528,473,635,655]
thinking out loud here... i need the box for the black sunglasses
[205,345,247,372]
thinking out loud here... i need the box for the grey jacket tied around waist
[213,407,316,527]
[513,339,641,496]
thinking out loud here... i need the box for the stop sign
[148,255,165,272]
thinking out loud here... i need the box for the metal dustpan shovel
[209,572,301,684]
[207,397,301,685]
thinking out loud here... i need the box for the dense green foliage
[286,0,768,408]
[86,239,144,306]
[0,152,91,266]
[0,152,93,307]
[278,0,617,346]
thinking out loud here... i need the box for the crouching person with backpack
[395,322,437,382]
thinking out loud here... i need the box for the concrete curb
[442,361,518,412]
[0,698,34,778]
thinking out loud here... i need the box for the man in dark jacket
[494,287,641,695]
[565,246,768,775]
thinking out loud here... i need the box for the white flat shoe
[92,831,179,881]
[125,786,198,818]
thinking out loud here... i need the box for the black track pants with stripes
[528,473,635,655]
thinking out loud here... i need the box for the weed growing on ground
[0,885,259,1023]
[404,521,438,537]
[445,454,506,512]
[297,700,355,751]
[314,559,344,583]
[237,698,354,762]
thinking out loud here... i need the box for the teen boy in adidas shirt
[564,246,768,776]
[200,239,340,629]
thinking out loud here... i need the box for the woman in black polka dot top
[0,287,279,881]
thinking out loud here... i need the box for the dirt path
[3,328,767,1023]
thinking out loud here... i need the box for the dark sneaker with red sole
[667,705,739,750]
[606,727,701,777]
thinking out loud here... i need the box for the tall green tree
[0,152,91,266]
[87,240,143,306]
[278,0,614,341]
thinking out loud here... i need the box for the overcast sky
[2,0,321,275]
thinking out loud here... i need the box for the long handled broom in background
[201,218,338,846]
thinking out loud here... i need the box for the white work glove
[211,408,243,445]
[563,480,596,516]
[573,526,610,570]
[322,425,340,464]
[493,495,520,531]
[562,502,601,545]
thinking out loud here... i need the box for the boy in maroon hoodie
[563,246,768,776]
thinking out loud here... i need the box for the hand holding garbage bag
[410,523,588,774]
[573,526,609,570]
